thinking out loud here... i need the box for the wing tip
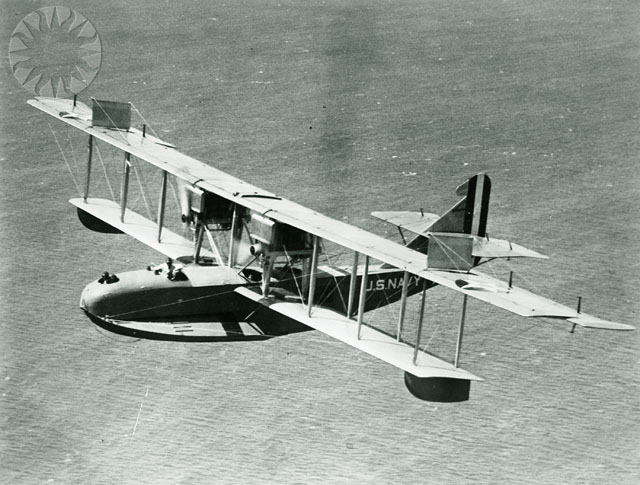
[568,315,635,331]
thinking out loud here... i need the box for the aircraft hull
[80,263,427,341]
[80,264,311,341]
[82,309,312,342]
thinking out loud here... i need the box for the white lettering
[364,274,425,292]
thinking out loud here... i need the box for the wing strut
[193,216,208,263]
[156,170,167,242]
[356,255,369,339]
[119,152,131,222]
[413,279,428,364]
[204,225,224,265]
[227,204,241,267]
[84,134,93,202]
[455,295,468,367]
[307,235,320,314]
[570,297,582,333]
[397,271,410,341]
[346,251,359,318]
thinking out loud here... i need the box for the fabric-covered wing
[420,269,634,330]
[70,198,212,260]
[236,287,482,381]
[29,97,634,331]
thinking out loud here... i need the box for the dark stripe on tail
[406,173,491,255]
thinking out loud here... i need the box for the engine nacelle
[179,183,234,228]
[247,213,311,256]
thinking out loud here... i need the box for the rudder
[405,174,491,257]
[427,173,491,237]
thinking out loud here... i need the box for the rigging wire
[496,257,545,296]
[283,246,304,302]
[130,102,162,140]
[169,176,182,214]
[430,235,467,272]
[132,160,153,221]
[110,286,239,318]
[94,143,117,201]
[378,282,401,325]
[48,123,82,197]
[317,240,347,310]
[423,301,442,350]
[66,130,81,182]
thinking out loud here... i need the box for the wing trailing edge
[235,286,483,381]
[32,97,633,332]
[420,269,635,331]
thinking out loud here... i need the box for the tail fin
[406,173,491,255]
[428,173,491,237]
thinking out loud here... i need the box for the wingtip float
[29,96,635,403]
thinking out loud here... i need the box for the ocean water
[1,0,638,483]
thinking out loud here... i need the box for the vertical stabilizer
[428,173,491,237]
[406,174,491,259]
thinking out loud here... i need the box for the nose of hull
[77,265,280,342]
[79,264,249,320]
[79,280,100,313]
[80,278,115,317]
[78,264,315,341]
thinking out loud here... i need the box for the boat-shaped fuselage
[81,262,427,341]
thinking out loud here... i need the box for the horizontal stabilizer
[371,211,440,235]
[70,198,213,260]
[471,236,548,259]
[236,286,482,381]
[372,212,547,260]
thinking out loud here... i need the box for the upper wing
[30,97,633,332]
[421,269,634,330]
[27,97,436,268]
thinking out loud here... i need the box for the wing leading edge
[236,286,482,381]
[419,269,634,330]
[30,97,634,332]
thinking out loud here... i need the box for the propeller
[173,177,197,239]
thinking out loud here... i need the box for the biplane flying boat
[29,96,634,402]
